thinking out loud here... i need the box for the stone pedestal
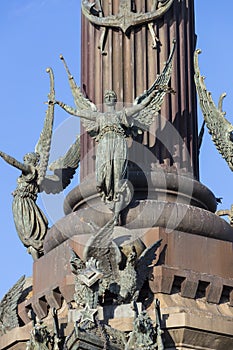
[159,293,233,350]
[0,324,32,350]
[13,221,233,349]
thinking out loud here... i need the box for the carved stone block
[206,282,223,304]
[181,278,199,299]
[46,288,63,309]
[31,297,48,320]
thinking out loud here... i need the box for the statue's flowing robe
[12,168,48,252]
[95,110,129,202]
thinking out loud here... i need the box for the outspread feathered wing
[135,239,162,293]
[60,55,98,136]
[83,217,122,279]
[194,49,233,171]
[35,67,55,185]
[132,40,176,129]
[40,135,80,194]
[0,275,25,335]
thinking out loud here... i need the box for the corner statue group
[55,42,175,223]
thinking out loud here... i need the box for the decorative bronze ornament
[82,0,174,33]
[82,0,174,52]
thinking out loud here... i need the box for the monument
[0,1,233,349]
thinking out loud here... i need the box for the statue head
[23,152,40,166]
[104,90,117,106]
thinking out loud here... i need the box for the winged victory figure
[0,68,80,260]
[194,49,233,171]
[55,41,175,223]
[0,275,25,336]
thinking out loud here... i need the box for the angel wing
[132,39,176,129]
[83,217,122,279]
[135,239,162,293]
[194,49,233,171]
[35,67,55,185]
[0,275,25,335]
[39,135,80,194]
[60,55,98,136]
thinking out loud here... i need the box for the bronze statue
[126,301,158,350]
[26,310,61,350]
[1,150,49,260]
[26,322,52,350]
[55,42,175,222]
[74,217,162,305]
[194,49,233,171]
[0,68,80,260]
[56,89,153,202]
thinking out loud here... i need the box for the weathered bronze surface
[26,322,52,350]
[126,300,164,349]
[194,49,233,171]
[70,218,162,308]
[0,276,25,336]
[55,44,175,221]
[82,0,174,52]
[68,232,165,349]
[0,69,80,260]
[82,0,174,34]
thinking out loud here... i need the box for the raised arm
[125,90,157,118]
[0,151,30,174]
[55,101,97,121]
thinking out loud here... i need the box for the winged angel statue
[0,68,80,260]
[194,49,233,171]
[55,41,175,222]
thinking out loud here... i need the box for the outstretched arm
[0,151,30,174]
[55,101,97,121]
[125,90,157,118]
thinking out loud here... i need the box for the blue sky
[0,1,233,299]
